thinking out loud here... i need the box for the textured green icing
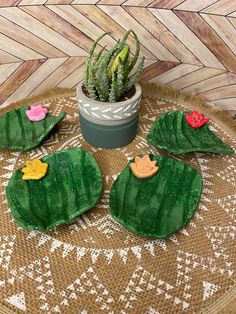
[147,110,234,154]
[109,154,202,238]
[7,148,102,230]
[0,105,66,151]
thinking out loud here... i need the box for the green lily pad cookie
[7,148,102,230]
[0,105,66,151]
[109,154,202,238]
[147,110,234,154]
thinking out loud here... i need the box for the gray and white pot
[76,83,142,148]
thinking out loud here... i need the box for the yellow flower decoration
[130,155,159,179]
[21,159,48,180]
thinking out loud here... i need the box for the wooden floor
[0,0,236,115]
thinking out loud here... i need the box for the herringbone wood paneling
[0,1,235,117]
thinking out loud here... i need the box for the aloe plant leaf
[92,53,107,101]
[119,29,132,48]
[7,148,102,230]
[96,30,132,97]
[107,45,130,80]
[93,45,106,66]
[84,32,107,90]
[147,111,234,154]
[97,41,121,99]
[109,154,203,238]
[0,105,66,151]
[126,56,144,92]
[116,57,125,100]
[128,30,140,72]
[109,71,117,102]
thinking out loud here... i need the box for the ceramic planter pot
[76,83,142,148]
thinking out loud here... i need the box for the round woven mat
[0,85,235,314]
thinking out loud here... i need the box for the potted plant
[76,29,144,148]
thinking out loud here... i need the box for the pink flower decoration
[26,105,48,122]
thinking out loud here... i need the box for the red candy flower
[185,110,209,128]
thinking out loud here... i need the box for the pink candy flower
[26,104,48,122]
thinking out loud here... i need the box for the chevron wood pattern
[0,1,235,118]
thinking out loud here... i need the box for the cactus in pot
[83,30,145,103]
[77,29,144,148]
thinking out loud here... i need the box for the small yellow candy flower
[21,159,48,180]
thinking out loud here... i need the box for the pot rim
[77,82,142,108]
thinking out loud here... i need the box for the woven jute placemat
[0,84,235,314]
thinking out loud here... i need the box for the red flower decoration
[185,110,209,128]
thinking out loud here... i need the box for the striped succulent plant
[83,30,145,103]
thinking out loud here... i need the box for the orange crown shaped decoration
[130,155,159,179]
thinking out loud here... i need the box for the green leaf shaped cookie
[147,110,234,154]
[7,148,102,230]
[0,105,66,151]
[109,154,202,238]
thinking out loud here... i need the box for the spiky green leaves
[126,57,145,93]
[109,71,117,103]
[117,57,125,100]
[83,30,144,103]
[107,45,130,80]
[84,32,108,94]
[97,39,121,101]
[128,31,140,73]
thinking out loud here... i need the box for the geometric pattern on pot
[6,148,102,231]
[76,83,142,124]
[109,154,203,238]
